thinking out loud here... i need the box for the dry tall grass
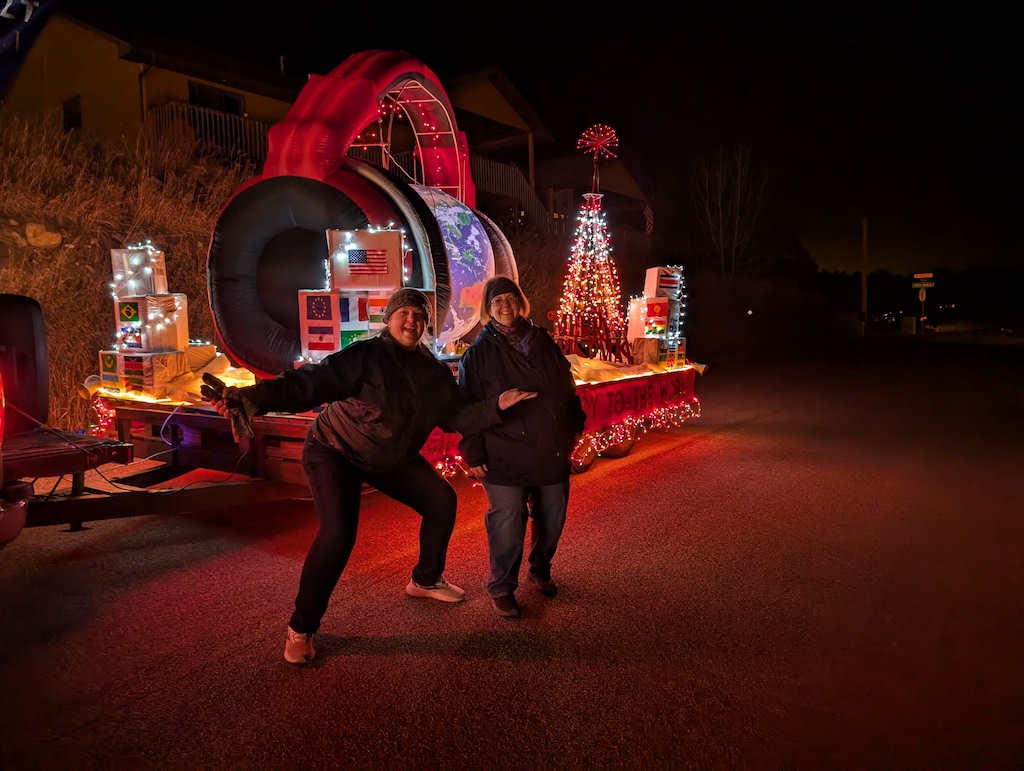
[0,112,254,430]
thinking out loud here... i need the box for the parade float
[86,50,702,487]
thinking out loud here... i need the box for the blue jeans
[290,433,458,634]
[481,481,569,597]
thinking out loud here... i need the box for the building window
[62,94,81,132]
[187,81,244,116]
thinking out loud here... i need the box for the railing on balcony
[146,101,272,164]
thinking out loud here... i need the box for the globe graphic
[411,184,495,346]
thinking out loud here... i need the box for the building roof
[445,67,554,145]
[58,9,305,103]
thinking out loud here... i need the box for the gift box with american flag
[326,229,403,292]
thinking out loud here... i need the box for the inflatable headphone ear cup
[207,176,368,378]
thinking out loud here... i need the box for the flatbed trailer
[101,363,700,485]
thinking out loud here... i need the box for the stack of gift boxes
[626,266,687,368]
[98,243,196,398]
[298,229,434,363]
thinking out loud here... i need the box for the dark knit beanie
[485,276,521,305]
[383,288,431,323]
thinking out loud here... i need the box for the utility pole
[861,217,868,339]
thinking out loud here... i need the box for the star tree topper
[576,124,619,193]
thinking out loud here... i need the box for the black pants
[290,432,458,634]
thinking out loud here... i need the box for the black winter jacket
[239,330,501,473]
[458,320,587,486]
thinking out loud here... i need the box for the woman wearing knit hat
[205,286,536,663]
[457,277,587,618]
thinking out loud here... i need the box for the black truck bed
[2,427,134,483]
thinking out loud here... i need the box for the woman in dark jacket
[209,288,536,662]
[458,277,587,618]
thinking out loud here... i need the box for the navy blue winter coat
[458,320,587,486]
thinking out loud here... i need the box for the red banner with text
[579,368,696,433]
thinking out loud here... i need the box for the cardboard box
[111,247,168,299]
[115,294,189,352]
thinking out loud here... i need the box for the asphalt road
[1,339,1022,769]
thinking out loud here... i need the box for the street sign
[912,281,935,288]
[919,288,927,302]
[914,272,933,279]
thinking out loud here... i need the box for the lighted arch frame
[264,49,475,207]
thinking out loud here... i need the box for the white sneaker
[405,575,465,602]
[284,626,315,664]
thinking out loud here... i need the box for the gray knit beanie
[383,288,430,323]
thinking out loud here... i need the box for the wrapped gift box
[326,229,403,292]
[111,247,168,299]
[115,294,189,352]
[98,349,190,398]
[644,266,682,300]
[631,337,665,365]
[184,343,218,371]
[626,296,646,341]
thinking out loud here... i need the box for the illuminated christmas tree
[555,125,626,352]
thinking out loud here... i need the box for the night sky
[59,2,1022,274]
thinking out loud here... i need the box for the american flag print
[348,248,389,275]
